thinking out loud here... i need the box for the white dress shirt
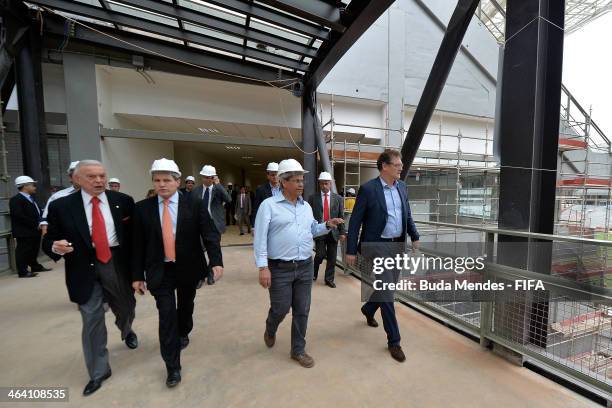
[81,190,119,247]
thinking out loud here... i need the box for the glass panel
[179,0,246,25]
[245,57,291,72]
[71,0,103,7]
[246,41,301,60]
[108,0,179,27]
[53,10,115,27]
[249,18,311,45]
[183,22,243,44]
[187,42,242,59]
[119,26,184,44]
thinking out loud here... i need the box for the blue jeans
[266,258,313,355]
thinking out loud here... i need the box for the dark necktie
[203,187,210,209]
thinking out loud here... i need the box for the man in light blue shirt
[254,159,343,368]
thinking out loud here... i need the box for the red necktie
[91,196,111,263]
[323,193,329,221]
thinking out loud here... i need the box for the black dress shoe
[207,275,215,285]
[18,272,38,278]
[196,279,204,289]
[83,370,112,396]
[360,307,379,327]
[125,332,138,349]
[166,370,181,388]
[313,276,317,281]
[325,280,336,288]
[180,336,189,350]
[31,266,52,272]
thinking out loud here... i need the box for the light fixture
[252,163,262,166]
[225,145,241,150]
[198,127,220,134]
[241,156,253,159]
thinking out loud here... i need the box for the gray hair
[279,171,303,181]
[74,160,104,176]
[151,171,181,181]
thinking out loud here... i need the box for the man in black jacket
[252,162,280,227]
[42,160,137,396]
[307,172,346,287]
[132,159,223,388]
[10,176,49,278]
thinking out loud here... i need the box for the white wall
[101,138,174,199]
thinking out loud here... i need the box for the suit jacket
[131,194,222,291]
[228,188,238,209]
[9,193,42,238]
[346,177,419,255]
[42,190,135,305]
[235,193,252,216]
[307,191,345,241]
[252,183,273,226]
[179,188,193,203]
[192,184,231,234]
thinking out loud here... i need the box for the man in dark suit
[236,186,252,235]
[252,162,280,227]
[42,160,137,396]
[192,165,230,286]
[226,182,238,225]
[307,172,345,287]
[179,175,195,203]
[346,149,419,363]
[10,176,49,278]
[132,159,223,388]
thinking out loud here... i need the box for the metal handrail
[416,219,612,247]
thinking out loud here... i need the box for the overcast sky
[562,12,612,138]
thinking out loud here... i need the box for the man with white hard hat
[10,176,47,278]
[254,159,344,368]
[108,178,121,192]
[132,158,223,388]
[252,162,281,227]
[42,160,137,396]
[307,171,346,288]
[192,164,231,286]
[180,176,196,203]
[40,160,81,235]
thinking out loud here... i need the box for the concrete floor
[0,246,598,408]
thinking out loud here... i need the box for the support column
[302,82,317,198]
[496,0,565,348]
[63,53,101,160]
[386,6,406,148]
[14,26,50,203]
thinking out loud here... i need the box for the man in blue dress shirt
[254,159,343,368]
[346,149,420,363]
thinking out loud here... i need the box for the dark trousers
[15,236,42,275]
[313,233,338,282]
[266,258,313,355]
[150,263,197,371]
[361,301,401,346]
[225,205,236,225]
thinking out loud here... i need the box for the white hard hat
[67,161,80,173]
[15,176,35,186]
[185,176,195,182]
[150,158,181,176]
[348,188,356,194]
[227,182,233,186]
[318,171,332,181]
[109,178,121,184]
[266,162,279,172]
[200,165,216,177]
[277,159,308,176]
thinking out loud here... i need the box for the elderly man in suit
[10,176,49,278]
[345,149,420,363]
[192,165,231,286]
[307,172,346,288]
[42,160,137,396]
[236,186,252,235]
[132,159,223,388]
[252,162,281,227]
